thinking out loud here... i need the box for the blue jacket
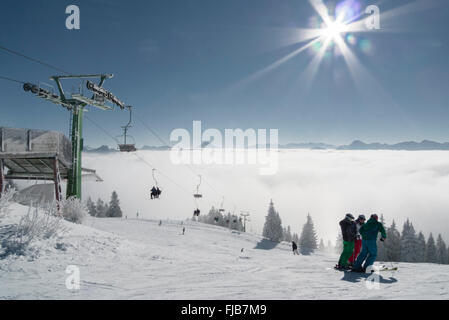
[359,218,386,241]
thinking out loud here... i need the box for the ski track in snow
[1,204,449,299]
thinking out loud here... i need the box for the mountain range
[84,140,449,153]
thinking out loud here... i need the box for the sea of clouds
[82,149,449,244]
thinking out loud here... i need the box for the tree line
[198,207,245,232]
[260,200,449,265]
[86,191,122,218]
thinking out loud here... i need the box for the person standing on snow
[292,241,299,255]
[348,214,366,267]
[336,213,357,270]
[352,214,386,273]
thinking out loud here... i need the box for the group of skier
[336,213,386,272]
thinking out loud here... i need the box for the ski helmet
[345,213,355,220]
[371,214,378,220]
[358,214,366,221]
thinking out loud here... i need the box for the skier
[292,241,299,255]
[336,213,356,270]
[150,187,159,199]
[159,220,162,226]
[351,214,387,273]
[182,227,185,235]
[348,214,366,267]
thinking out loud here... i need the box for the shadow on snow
[254,238,279,250]
[340,271,398,284]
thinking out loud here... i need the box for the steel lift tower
[22,73,127,199]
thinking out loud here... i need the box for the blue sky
[1,0,449,146]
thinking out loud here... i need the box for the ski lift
[193,175,202,198]
[150,168,162,199]
[118,106,137,152]
[192,175,203,218]
[219,196,225,213]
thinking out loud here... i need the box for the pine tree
[377,214,387,261]
[283,226,293,242]
[298,213,318,255]
[384,220,401,262]
[319,238,325,251]
[335,233,343,253]
[436,234,448,265]
[262,200,283,242]
[95,198,107,218]
[327,240,332,253]
[292,233,299,244]
[86,197,97,217]
[416,232,427,263]
[400,219,418,262]
[106,191,122,218]
[426,233,438,263]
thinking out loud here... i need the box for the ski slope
[1,204,449,299]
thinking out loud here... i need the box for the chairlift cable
[0,44,70,75]
[0,75,26,84]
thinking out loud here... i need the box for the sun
[321,20,347,41]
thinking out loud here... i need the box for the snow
[1,203,449,299]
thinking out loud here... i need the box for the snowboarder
[336,213,357,270]
[292,241,299,255]
[348,214,366,267]
[352,214,387,273]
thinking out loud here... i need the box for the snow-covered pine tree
[262,200,283,242]
[292,233,299,244]
[447,246,449,265]
[327,240,332,253]
[283,226,293,242]
[416,232,427,263]
[384,220,401,262]
[377,214,387,261]
[319,238,325,251]
[335,233,343,253]
[106,191,122,218]
[436,234,448,265]
[400,219,419,262]
[86,196,97,217]
[426,233,438,263]
[95,198,108,218]
[298,213,317,255]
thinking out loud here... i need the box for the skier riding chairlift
[150,169,162,199]
[193,209,200,217]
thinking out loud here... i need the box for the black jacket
[292,242,297,250]
[339,218,357,242]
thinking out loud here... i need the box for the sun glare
[321,20,347,40]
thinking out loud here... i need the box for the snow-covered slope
[1,204,448,299]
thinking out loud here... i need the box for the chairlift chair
[219,196,225,213]
[193,175,202,198]
[118,106,137,152]
[150,168,162,199]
